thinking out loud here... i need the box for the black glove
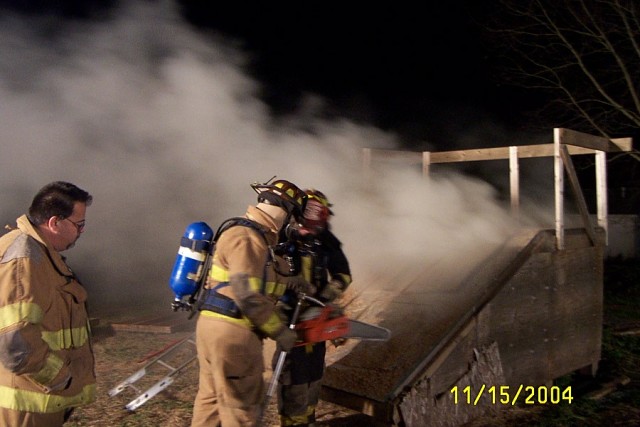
[274,327,298,352]
[286,275,316,295]
[319,279,344,301]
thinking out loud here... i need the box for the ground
[67,258,640,426]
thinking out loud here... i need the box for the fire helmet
[302,188,333,231]
[251,178,307,218]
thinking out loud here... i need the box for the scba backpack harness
[169,217,271,318]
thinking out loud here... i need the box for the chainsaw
[259,293,390,426]
[294,299,391,345]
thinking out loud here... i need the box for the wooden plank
[558,128,632,152]
[560,144,596,245]
[111,314,195,334]
[364,135,632,168]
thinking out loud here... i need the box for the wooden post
[422,151,431,178]
[509,146,520,220]
[554,129,565,250]
[595,151,608,245]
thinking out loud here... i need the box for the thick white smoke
[0,2,550,314]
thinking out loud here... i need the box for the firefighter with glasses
[0,181,95,427]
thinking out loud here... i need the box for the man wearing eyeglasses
[0,181,96,426]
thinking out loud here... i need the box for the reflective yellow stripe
[338,273,352,286]
[210,270,286,298]
[29,353,64,386]
[41,325,90,351]
[210,264,228,282]
[199,310,252,328]
[0,302,88,350]
[261,280,287,297]
[0,302,44,328]
[0,383,96,413]
[199,310,283,337]
[301,257,312,282]
[261,312,285,336]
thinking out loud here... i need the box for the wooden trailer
[320,129,633,426]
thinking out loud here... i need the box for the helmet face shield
[300,188,332,233]
[302,198,330,232]
[304,189,333,215]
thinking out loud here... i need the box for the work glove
[319,279,344,301]
[286,275,316,296]
[274,327,298,352]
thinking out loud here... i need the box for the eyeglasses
[64,218,86,232]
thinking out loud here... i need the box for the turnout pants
[0,408,67,427]
[191,315,264,427]
[275,342,326,427]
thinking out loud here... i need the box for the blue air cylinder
[169,222,214,301]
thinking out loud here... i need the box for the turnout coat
[0,215,96,413]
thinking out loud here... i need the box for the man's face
[56,202,87,251]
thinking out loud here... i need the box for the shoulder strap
[213,217,273,294]
[214,217,267,243]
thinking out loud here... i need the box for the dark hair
[27,181,93,225]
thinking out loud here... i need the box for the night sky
[177,1,541,147]
[0,0,545,150]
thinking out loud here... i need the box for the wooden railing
[362,128,633,250]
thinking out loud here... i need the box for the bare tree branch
[484,0,640,136]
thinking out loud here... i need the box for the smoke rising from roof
[0,2,549,314]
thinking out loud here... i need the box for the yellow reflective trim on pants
[0,383,96,413]
[0,302,44,328]
[41,325,90,351]
[29,353,64,386]
[280,405,316,426]
[199,310,252,328]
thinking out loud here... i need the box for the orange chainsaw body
[294,305,350,344]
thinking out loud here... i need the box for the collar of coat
[16,214,75,279]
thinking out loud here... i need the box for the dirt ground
[65,319,639,427]
[66,257,640,426]
[66,325,372,427]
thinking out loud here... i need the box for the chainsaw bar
[294,304,391,344]
[343,319,391,341]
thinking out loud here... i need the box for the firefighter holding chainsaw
[275,189,352,427]
[190,179,315,427]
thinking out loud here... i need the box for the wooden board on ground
[110,313,196,333]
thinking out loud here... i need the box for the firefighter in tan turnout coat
[0,181,96,427]
[191,179,314,427]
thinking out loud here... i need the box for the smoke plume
[0,2,551,315]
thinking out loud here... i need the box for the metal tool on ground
[108,334,197,411]
[108,295,390,413]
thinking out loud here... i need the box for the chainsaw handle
[297,292,325,308]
